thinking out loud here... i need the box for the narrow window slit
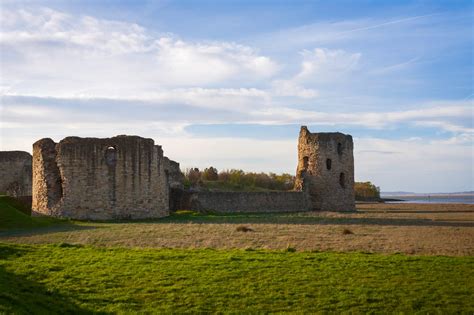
[326,158,332,170]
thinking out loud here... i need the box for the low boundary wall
[190,191,310,213]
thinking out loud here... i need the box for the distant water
[385,195,474,204]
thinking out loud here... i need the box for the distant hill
[381,191,415,196]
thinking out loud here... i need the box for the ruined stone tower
[32,135,170,220]
[294,126,355,211]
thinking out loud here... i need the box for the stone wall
[189,191,310,213]
[0,151,32,196]
[163,157,185,211]
[163,157,184,189]
[294,126,355,211]
[32,135,169,220]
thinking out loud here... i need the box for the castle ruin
[0,151,32,197]
[26,126,355,220]
[32,135,172,220]
[294,126,355,211]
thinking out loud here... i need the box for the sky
[0,0,472,193]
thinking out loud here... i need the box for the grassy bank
[1,243,473,313]
[0,195,64,231]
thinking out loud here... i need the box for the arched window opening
[339,172,346,188]
[337,142,343,155]
[105,146,117,166]
[326,158,332,170]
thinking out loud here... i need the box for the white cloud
[248,101,473,133]
[0,8,152,54]
[136,87,272,112]
[2,94,471,138]
[0,7,278,96]
[263,47,361,100]
[295,48,361,82]
[271,80,319,99]
[154,38,278,86]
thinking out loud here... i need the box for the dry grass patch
[1,203,473,256]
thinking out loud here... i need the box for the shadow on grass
[0,245,96,314]
[0,223,100,238]
[3,212,472,236]
[101,211,474,228]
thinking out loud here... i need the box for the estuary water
[385,195,474,204]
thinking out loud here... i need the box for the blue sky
[0,0,472,192]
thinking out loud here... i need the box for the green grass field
[1,196,473,313]
[1,243,473,314]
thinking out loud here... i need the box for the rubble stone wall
[0,151,32,196]
[32,135,169,220]
[190,191,310,213]
[294,126,355,211]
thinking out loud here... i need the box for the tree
[186,168,201,184]
[354,181,381,200]
[202,166,218,181]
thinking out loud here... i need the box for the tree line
[183,167,381,200]
[184,167,295,191]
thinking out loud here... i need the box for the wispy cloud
[368,57,420,75]
[338,14,439,35]
[2,94,471,137]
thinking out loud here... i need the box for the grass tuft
[342,228,354,235]
[236,225,254,232]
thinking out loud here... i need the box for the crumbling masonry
[294,126,355,211]
[28,127,355,220]
[32,136,173,220]
[0,151,32,197]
